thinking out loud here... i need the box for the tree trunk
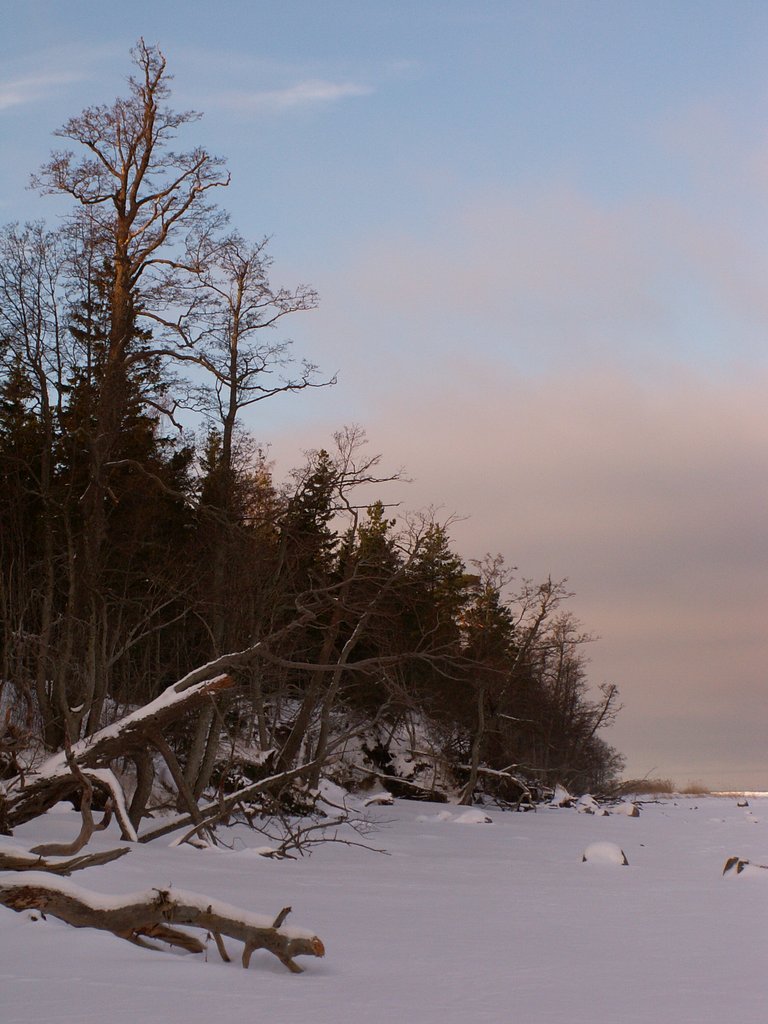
[460,682,486,805]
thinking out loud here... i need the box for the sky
[2,1,768,789]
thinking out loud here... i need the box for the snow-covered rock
[317,779,352,807]
[581,842,629,866]
[722,856,768,878]
[576,794,607,815]
[453,808,493,825]
[615,801,640,817]
[416,810,455,823]
[364,791,394,807]
[550,784,574,807]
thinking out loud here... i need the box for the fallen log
[4,673,234,831]
[0,844,129,875]
[0,873,325,973]
[29,752,115,857]
[27,673,233,775]
[5,765,137,840]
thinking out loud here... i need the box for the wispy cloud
[0,72,85,112]
[217,79,372,112]
[383,58,423,79]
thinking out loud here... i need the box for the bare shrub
[680,780,711,795]
[616,777,676,796]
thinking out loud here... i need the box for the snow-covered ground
[1,794,766,1024]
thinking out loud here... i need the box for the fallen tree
[3,670,235,833]
[0,873,324,972]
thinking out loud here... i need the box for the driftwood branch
[137,758,322,843]
[6,766,137,840]
[0,844,129,875]
[0,874,325,973]
[147,729,205,827]
[30,752,114,858]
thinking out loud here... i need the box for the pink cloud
[265,184,768,788]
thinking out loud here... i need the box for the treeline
[0,41,622,806]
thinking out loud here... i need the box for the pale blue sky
[6,2,768,261]
[3,2,768,787]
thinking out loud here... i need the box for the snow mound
[550,784,574,807]
[615,801,640,817]
[45,801,77,815]
[317,779,354,808]
[581,842,629,866]
[416,810,455,823]
[576,794,607,815]
[364,791,394,807]
[414,808,493,825]
[453,809,493,825]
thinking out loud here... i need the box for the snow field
[1,796,766,1024]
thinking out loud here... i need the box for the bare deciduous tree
[30,40,229,739]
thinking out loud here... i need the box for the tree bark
[460,681,486,805]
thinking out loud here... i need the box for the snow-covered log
[28,755,123,856]
[0,874,324,973]
[33,673,233,773]
[0,844,129,875]
[4,673,234,831]
[5,764,137,839]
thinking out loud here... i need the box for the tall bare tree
[30,40,228,738]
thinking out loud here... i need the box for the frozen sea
[1,793,766,1023]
